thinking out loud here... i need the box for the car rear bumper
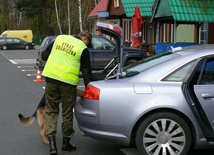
[74,97,130,145]
[77,123,130,145]
[75,97,100,128]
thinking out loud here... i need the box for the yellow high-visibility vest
[42,35,86,86]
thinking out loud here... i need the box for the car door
[5,38,14,49]
[12,38,24,49]
[0,38,5,47]
[6,38,22,49]
[194,57,214,131]
[90,36,117,70]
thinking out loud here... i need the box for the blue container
[155,42,199,54]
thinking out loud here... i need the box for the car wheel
[2,45,7,50]
[125,59,138,66]
[25,45,30,50]
[135,112,192,155]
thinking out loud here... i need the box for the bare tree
[17,9,22,29]
[78,0,82,31]
[67,0,71,35]
[55,0,62,34]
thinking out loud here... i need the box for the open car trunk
[92,22,124,81]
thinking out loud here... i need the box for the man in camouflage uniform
[42,31,93,155]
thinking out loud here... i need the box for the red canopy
[131,6,143,48]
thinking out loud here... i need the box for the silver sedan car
[75,44,214,155]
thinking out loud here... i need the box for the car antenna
[170,46,182,53]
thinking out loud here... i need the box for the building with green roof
[152,0,214,23]
[151,0,214,53]
[121,0,154,17]
[88,0,214,52]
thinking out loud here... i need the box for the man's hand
[76,88,84,97]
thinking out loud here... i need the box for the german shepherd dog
[18,89,84,144]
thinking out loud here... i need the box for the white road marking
[22,69,36,72]
[9,59,17,64]
[17,66,34,68]
[0,52,8,59]
[9,59,35,64]
[27,74,37,76]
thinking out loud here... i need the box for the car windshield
[124,52,179,76]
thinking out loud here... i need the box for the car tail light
[84,84,100,100]
[146,51,151,57]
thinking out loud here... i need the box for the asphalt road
[0,49,213,155]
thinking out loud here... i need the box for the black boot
[62,137,76,151]
[48,135,57,155]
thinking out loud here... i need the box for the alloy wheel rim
[143,119,185,155]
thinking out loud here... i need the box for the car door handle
[201,93,214,99]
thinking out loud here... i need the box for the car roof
[40,36,56,50]
[123,44,214,81]
[173,44,214,58]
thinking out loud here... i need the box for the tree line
[0,0,99,44]
[0,0,209,44]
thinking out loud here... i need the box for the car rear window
[92,37,114,50]
[124,52,179,75]
[41,37,49,47]
[40,37,56,51]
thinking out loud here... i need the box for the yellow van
[0,30,33,43]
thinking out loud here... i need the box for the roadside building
[89,0,214,54]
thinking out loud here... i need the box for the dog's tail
[18,112,37,126]
[18,94,45,126]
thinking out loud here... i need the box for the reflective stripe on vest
[42,35,87,85]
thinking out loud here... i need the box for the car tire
[25,45,30,50]
[2,45,7,50]
[125,59,138,66]
[135,112,192,155]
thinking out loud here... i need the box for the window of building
[123,20,132,43]
[199,22,208,44]
[171,24,173,42]
[114,0,119,8]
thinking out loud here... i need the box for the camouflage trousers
[45,82,76,138]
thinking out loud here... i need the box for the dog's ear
[76,89,84,97]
